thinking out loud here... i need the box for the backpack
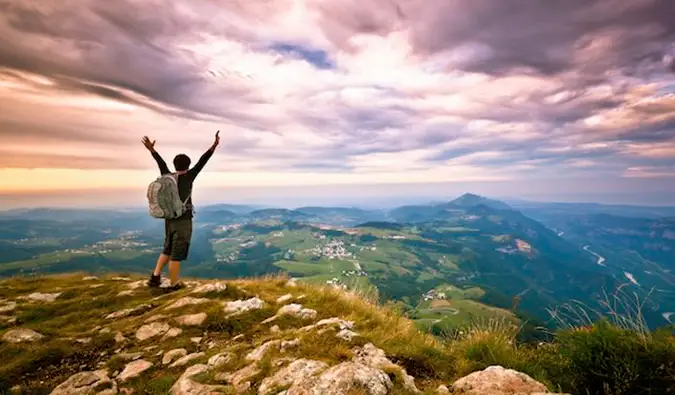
[147,173,191,219]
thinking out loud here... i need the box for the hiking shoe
[147,274,161,288]
[165,282,185,292]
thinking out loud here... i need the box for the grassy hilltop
[1,274,673,395]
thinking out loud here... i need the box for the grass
[0,273,673,395]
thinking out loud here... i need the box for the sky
[1,0,675,208]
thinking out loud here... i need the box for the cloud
[1,0,675,196]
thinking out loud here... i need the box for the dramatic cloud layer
[1,0,674,200]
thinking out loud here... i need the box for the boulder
[162,327,183,340]
[2,328,44,343]
[263,304,317,323]
[175,313,208,326]
[216,363,260,394]
[170,352,205,368]
[192,282,228,294]
[0,301,17,313]
[118,360,153,382]
[208,352,232,368]
[135,322,171,341]
[50,370,116,395]
[451,365,566,395]
[223,297,265,316]
[165,297,210,310]
[287,362,392,395]
[22,292,61,303]
[170,364,229,395]
[163,348,188,365]
[353,343,419,393]
[258,359,328,395]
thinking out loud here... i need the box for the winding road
[583,245,606,267]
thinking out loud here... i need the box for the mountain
[1,195,672,331]
[450,193,512,210]
[1,275,672,394]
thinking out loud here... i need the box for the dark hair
[173,154,191,171]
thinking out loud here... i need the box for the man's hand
[142,136,156,153]
[210,130,220,151]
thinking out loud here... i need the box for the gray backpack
[147,173,190,219]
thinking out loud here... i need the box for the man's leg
[169,260,182,286]
[153,253,171,276]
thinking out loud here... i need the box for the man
[142,131,220,290]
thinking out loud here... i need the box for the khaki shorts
[162,218,192,261]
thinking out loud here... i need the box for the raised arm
[142,136,170,175]
[188,131,220,179]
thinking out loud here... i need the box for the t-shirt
[152,149,214,220]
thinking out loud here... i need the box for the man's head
[173,154,191,171]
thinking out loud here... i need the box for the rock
[175,313,208,326]
[2,328,44,343]
[231,334,245,342]
[451,365,562,395]
[50,370,117,395]
[99,327,112,334]
[82,276,99,281]
[259,359,328,395]
[190,337,202,344]
[286,278,298,287]
[170,364,229,395]
[287,362,392,395]
[115,332,126,343]
[216,363,260,393]
[300,317,354,332]
[0,315,17,325]
[276,294,293,304]
[165,297,210,310]
[117,291,134,297]
[126,280,146,290]
[0,301,17,313]
[192,282,228,294]
[75,337,92,344]
[90,284,104,289]
[270,325,281,334]
[223,297,265,316]
[263,304,317,323]
[353,343,420,393]
[281,338,301,351]
[170,352,205,368]
[336,329,359,342]
[163,348,188,365]
[118,352,143,361]
[246,340,280,361]
[22,292,61,303]
[208,352,232,368]
[106,304,153,320]
[145,314,168,323]
[436,384,451,394]
[162,327,183,340]
[135,322,171,341]
[111,276,132,281]
[118,360,153,382]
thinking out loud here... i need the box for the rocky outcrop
[353,343,420,393]
[223,297,265,316]
[175,313,208,326]
[259,359,328,395]
[21,292,61,302]
[105,304,152,320]
[191,282,227,294]
[262,304,317,323]
[50,370,116,395]
[2,328,44,343]
[117,360,153,382]
[170,364,228,395]
[287,362,392,395]
[450,365,568,395]
[135,322,171,341]
[163,348,188,365]
[165,297,210,310]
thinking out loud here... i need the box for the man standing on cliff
[142,131,220,291]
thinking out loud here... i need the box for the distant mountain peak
[450,193,511,210]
